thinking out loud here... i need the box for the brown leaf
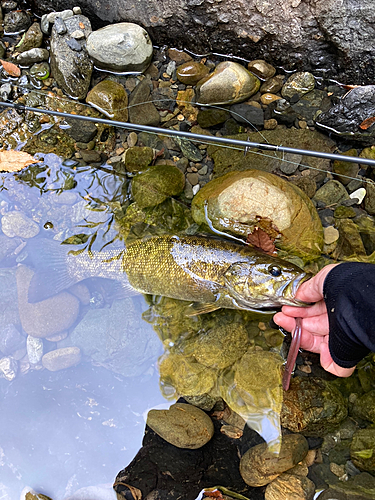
[0,59,21,77]
[0,150,37,172]
[246,227,277,255]
[359,116,375,130]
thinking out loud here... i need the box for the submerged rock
[147,402,214,449]
[196,61,260,106]
[87,22,153,73]
[281,72,315,100]
[351,429,375,473]
[128,78,160,126]
[176,61,210,85]
[42,347,81,371]
[50,14,93,99]
[191,169,323,260]
[239,433,309,487]
[265,472,315,500]
[16,22,43,52]
[86,79,128,122]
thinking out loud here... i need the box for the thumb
[296,264,341,303]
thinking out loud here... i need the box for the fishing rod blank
[2,100,375,167]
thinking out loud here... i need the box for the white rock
[323,225,339,245]
[350,187,366,204]
[1,211,40,238]
[26,335,43,364]
[87,23,153,73]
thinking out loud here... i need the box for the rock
[59,298,161,377]
[291,89,331,122]
[16,48,50,65]
[176,61,210,85]
[323,226,339,245]
[206,128,335,182]
[64,117,98,143]
[188,323,249,370]
[364,180,375,215]
[230,103,264,127]
[86,22,153,73]
[26,335,43,364]
[247,60,276,80]
[0,324,24,355]
[191,169,323,260]
[146,402,214,449]
[351,390,375,423]
[16,22,43,52]
[1,211,40,238]
[265,472,315,500]
[318,472,375,500]
[16,265,80,338]
[42,346,81,371]
[86,79,128,122]
[316,85,375,144]
[289,176,317,199]
[41,10,74,34]
[260,76,285,94]
[279,153,302,175]
[351,429,375,473]
[124,146,153,173]
[128,79,160,126]
[79,149,102,163]
[313,180,350,206]
[281,72,315,100]
[0,356,18,381]
[350,187,366,204]
[196,61,260,106]
[4,10,31,34]
[333,149,359,185]
[261,93,281,105]
[29,62,50,80]
[239,433,309,487]
[50,15,93,99]
[150,87,177,112]
[333,219,366,260]
[174,136,203,162]
[281,377,348,436]
[131,164,185,208]
[197,108,230,128]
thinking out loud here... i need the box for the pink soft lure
[282,317,302,391]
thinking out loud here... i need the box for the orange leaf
[79,22,85,29]
[0,59,21,77]
[359,116,375,130]
[0,150,37,172]
[203,490,224,499]
[246,227,277,255]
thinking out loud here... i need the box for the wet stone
[86,79,128,122]
[313,180,350,206]
[4,10,31,34]
[176,61,210,85]
[350,429,375,473]
[17,22,43,53]
[197,108,230,128]
[0,324,24,355]
[54,16,67,35]
[239,434,309,487]
[128,78,160,126]
[147,402,214,449]
[1,211,40,238]
[66,37,82,51]
[16,48,50,65]
[230,103,264,127]
[64,117,97,143]
[265,473,315,500]
[0,356,18,381]
[124,146,153,173]
[247,59,276,80]
[42,346,81,371]
[26,335,43,364]
[281,72,315,100]
[364,180,375,215]
[260,75,284,94]
[174,136,203,162]
[279,153,302,175]
[29,62,50,80]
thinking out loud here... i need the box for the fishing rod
[2,100,375,167]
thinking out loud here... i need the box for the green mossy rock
[124,146,154,173]
[191,169,323,260]
[86,79,128,122]
[147,402,214,449]
[351,429,375,473]
[351,390,375,423]
[131,164,185,208]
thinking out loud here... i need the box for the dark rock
[316,86,375,144]
[16,22,44,53]
[54,16,67,35]
[197,108,230,128]
[4,10,31,34]
[50,14,93,99]
[150,87,177,112]
[64,118,97,143]
[230,103,264,127]
[128,79,160,126]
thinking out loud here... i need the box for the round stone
[176,61,210,85]
[146,402,214,449]
[1,211,40,238]
[42,347,81,371]
[87,23,153,73]
[281,72,316,100]
[86,79,128,122]
[247,59,276,80]
[260,93,281,105]
[196,61,260,106]
[323,226,340,245]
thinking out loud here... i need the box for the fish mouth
[277,272,312,306]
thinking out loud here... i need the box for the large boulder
[191,169,324,260]
[32,0,375,85]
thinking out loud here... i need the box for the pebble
[0,356,18,381]
[260,93,281,105]
[26,335,43,364]
[247,59,276,80]
[264,118,278,130]
[127,132,138,147]
[86,79,128,122]
[1,211,40,238]
[0,324,24,355]
[350,187,366,204]
[281,72,315,100]
[16,48,50,65]
[323,226,340,244]
[146,402,214,449]
[42,347,81,371]
[176,61,210,85]
[264,473,315,500]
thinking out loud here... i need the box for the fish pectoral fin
[186,301,222,316]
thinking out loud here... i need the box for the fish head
[223,255,311,310]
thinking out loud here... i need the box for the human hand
[274,263,356,378]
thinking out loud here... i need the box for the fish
[27,234,310,313]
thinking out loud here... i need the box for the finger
[281,300,327,318]
[295,264,341,302]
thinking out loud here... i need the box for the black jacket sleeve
[323,262,375,368]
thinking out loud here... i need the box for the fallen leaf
[204,490,224,499]
[246,227,277,255]
[359,116,375,130]
[0,150,37,172]
[0,59,21,77]
[79,22,85,29]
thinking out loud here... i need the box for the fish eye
[268,265,282,277]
